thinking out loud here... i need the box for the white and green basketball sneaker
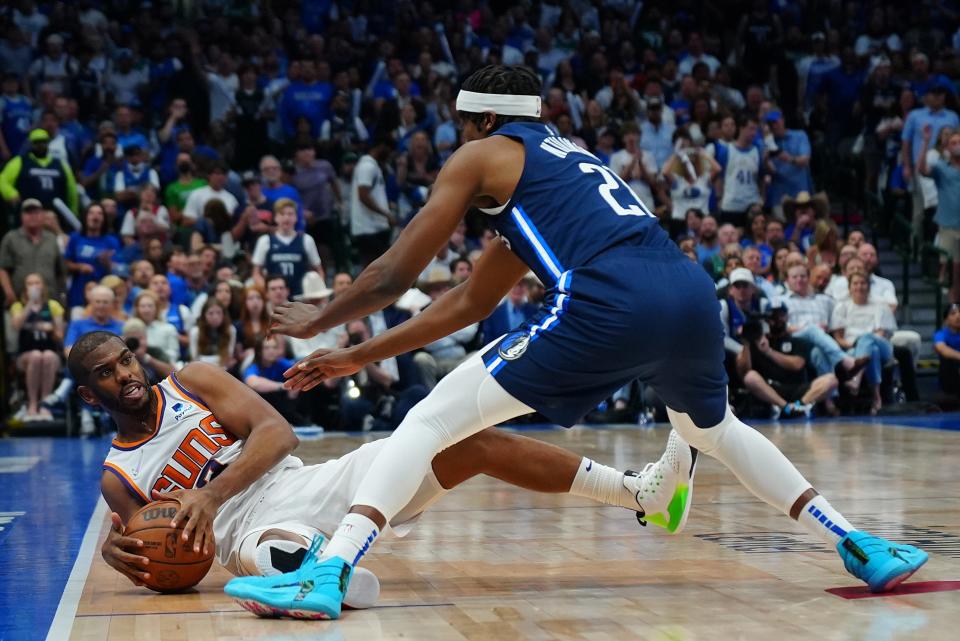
[624,429,698,534]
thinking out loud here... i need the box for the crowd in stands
[3,0,960,433]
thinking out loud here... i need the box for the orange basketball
[124,500,214,593]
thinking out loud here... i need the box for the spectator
[237,284,270,366]
[741,246,777,299]
[79,131,121,201]
[120,184,170,243]
[0,198,65,305]
[764,110,812,215]
[232,64,269,171]
[131,290,180,364]
[182,163,238,223]
[113,146,160,209]
[782,191,827,253]
[413,267,478,388]
[909,51,956,99]
[451,256,473,284]
[99,275,129,322]
[243,335,304,424]
[105,49,147,107]
[291,142,340,266]
[609,121,660,211]
[64,285,123,353]
[918,124,960,303]
[332,272,353,297]
[797,32,840,115]
[11,272,63,421]
[934,304,960,396]
[120,318,175,385]
[715,114,763,227]
[287,272,344,360]
[703,224,739,280]
[830,273,897,414]
[251,198,324,298]
[736,302,839,419]
[148,273,193,342]
[639,96,675,170]
[189,298,236,367]
[480,277,538,344]
[781,263,867,382]
[350,135,396,267]
[28,34,75,96]
[0,72,32,162]
[806,219,841,270]
[264,273,290,313]
[64,203,120,309]
[826,244,898,309]
[695,214,720,264]
[662,128,719,234]
[280,59,331,140]
[902,85,959,242]
[718,268,766,355]
[260,154,305,231]
[0,128,78,215]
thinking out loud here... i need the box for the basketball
[124,500,214,593]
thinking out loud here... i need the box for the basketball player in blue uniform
[240,66,928,618]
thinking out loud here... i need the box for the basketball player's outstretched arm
[152,362,300,554]
[271,137,520,339]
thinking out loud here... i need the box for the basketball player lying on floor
[74,331,692,608]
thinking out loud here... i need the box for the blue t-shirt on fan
[244,358,295,382]
[934,327,960,352]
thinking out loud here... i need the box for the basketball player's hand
[152,488,220,555]
[270,301,322,339]
[102,512,151,587]
[283,347,364,391]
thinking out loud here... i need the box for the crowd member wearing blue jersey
[0,73,32,161]
[236,66,926,619]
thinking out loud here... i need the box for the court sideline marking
[45,498,108,641]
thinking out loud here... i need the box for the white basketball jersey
[102,373,288,502]
[720,143,761,212]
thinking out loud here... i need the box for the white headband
[455,90,542,117]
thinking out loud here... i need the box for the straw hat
[782,191,829,220]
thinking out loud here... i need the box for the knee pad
[667,405,735,454]
[236,522,320,576]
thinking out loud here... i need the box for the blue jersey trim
[485,292,570,376]
[510,205,565,282]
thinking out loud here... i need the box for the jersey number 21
[579,163,655,218]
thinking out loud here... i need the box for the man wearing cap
[0,199,66,305]
[764,109,812,216]
[718,267,768,357]
[288,272,345,363]
[902,82,959,241]
[0,127,78,214]
[736,300,839,419]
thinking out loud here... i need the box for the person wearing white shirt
[208,56,239,123]
[182,164,239,221]
[830,273,897,413]
[677,33,721,77]
[350,140,395,266]
[780,263,865,380]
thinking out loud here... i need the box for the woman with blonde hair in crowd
[189,298,236,368]
[11,273,64,421]
[806,218,842,270]
[99,274,129,321]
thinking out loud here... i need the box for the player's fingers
[115,535,144,550]
[121,566,151,584]
[200,522,213,555]
[180,509,200,542]
[301,372,327,391]
[115,549,150,567]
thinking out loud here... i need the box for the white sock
[797,494,854,547]
[320,513,380,566]
[569,458,635,509]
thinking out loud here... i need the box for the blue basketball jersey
[265,233,309,296]
[482,122,673,288]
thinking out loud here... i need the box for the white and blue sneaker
[226,536,354,619]
[624,429,698,534]
[837,530,928,593]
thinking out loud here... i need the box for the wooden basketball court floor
[3,418,959,641]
